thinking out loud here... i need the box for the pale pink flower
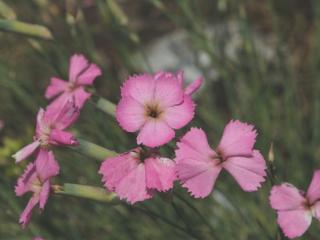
[45,54,101,109]
[12,99,79,164]
[33,237,44,240]
[116,71,202,148]
[15,159,59,228]
[175,120,267,198]
[99,147,176,204]
[269,170,320,239]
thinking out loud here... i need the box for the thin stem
[134,206,202,240]
[175,194,217,239]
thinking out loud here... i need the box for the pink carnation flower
[45,54,101,109]
[99,147,176,204]
[15,160,59,228]
[12,99,79,164]
[269,170,320,239]
[116,71,203,148]
[175,120,267,198]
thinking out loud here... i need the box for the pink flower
[269,170,320,239]
[116,71,202,148]
[175,120,267,198]
[15,159,59,228]
[45,54,101,109]
[99,147,176,204]
[33,237,44,240]
[12,99,79,164]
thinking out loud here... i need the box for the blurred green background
[0,0,320,239]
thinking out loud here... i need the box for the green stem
[0,19,53,40]
[94,97,116,118]
[71,138,118,161]
[134,206,201,240]
[53,183,118,203]
[175,194,217,239]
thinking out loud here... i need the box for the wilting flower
[116,71,202,147]
[175,120,266,198]
[99,147,176,204]
[12,99,79,164]
[45,54,101,109]
[15,160,59,228]
[269,170,320,239]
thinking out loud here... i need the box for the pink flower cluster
[12,53,320,239]
[99,71,267,204]
[13,54,101,228]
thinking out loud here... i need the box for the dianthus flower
[15,160,59,228]
[12,99,79,166]
[270,170,320,239]
[116,71,202,148]
[99,147,176,204]
[175,120,266,198]
[45,54,101,109]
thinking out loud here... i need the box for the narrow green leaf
[72,138,118,161]
[55,183,118,203]
[0,1,16,20]
[0,19,53,40]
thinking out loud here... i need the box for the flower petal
[223,150,266,191]
[145,157,176,192]
[45,98,80,130]
[270,183,306,211]
[19,195,39,228]
[164,95,195,129]
[176,157,221,198]
[116,163,152,204]
[12,141,40,163]
[137,119,175,147]
[35,149,60,181]
[306,169,320,204]
[73,87,92,108]
[76,63,101,85]
[184,76,203,96]
[39,180,50,209]
[116,97,146,132]
[121,74,155,104]
[277,209,312,239]
[154,73,183,107]
[176,128,216,159]
[50,129,78,146]
[15,163,37,196]
[99,152,139,191]
[45,77,67,99]
[218,120,257,158]
[69,54,89,82]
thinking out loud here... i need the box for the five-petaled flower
[269,170,320,239]
[174,120,267,198]
[99,147,176,204]
[15,160,59,228]
[45,54,101,109]
[116,71,202,148]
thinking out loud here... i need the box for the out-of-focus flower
[33,237,44,240]
[269,170,320,239]
[99,147,176,204]
[15,161,59,228]
[12,99,79,164]
[175,120,266,198]
[45,54,101,109]
[116,71,202,148]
